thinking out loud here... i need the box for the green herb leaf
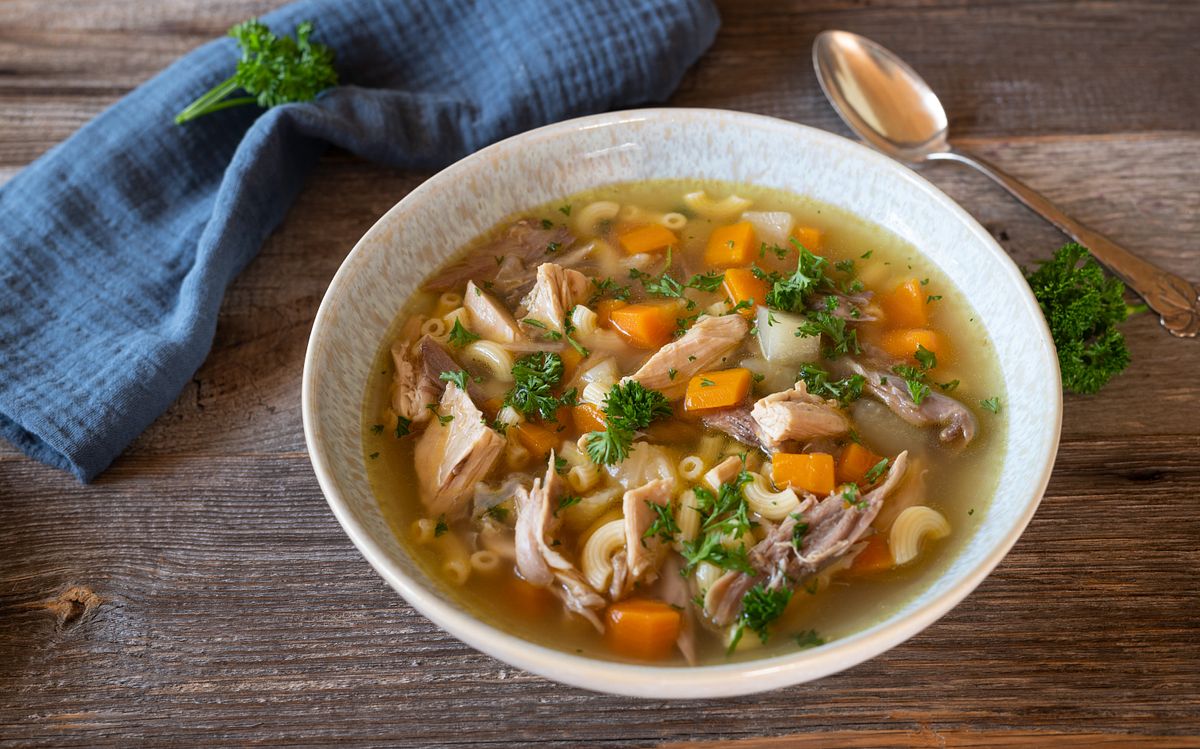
[796,310,861,358]
[793,629,826,649]
[370,424,384,436]
[863,457,889,484]
[394,416,412,438]
[643,500,680,543]
[434,515,448,537]
[729,584,792,652]
[797,363,864,407]
[980,396,1002,414]
[175,19,337,125]
[439,369,469,391]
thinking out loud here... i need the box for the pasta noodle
[742,471,801,520]
[411,517,437,545]
[561,487,622,534]
[696,434,725,467]
[435,532,471,586]
[570,305,599,337]
[420,317,448,340]
[495,405,523,428]
[441,306,470,330]
[434,291,463,317]
[659,212,687,230]
[678,455,705,482]
[675,489,702,545]
[683,191,752,221]
[573,200,620,234]
[469,550,501,574]
[581,380,611,409]
[567,463,600,493]
[461,340,514,382]
[889,506,951,565]
[694,561,723,595]
[580,518,625,592]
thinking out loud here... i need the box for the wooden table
[2,1,1197,746]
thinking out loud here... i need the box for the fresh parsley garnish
[1025,242,1138,394]
[729,584,792,652]
[439,369,469,391]
[891,364,931,405]
[555,494,582,516]
[175,19,337,125]
[790,511,809,550]
[503,352,575,421]
[447,319,480,348]
[913,343,937,370]
[764,239,828,313]
[643,500,680,543]
[863,457,890,484]
[793,629,826,649]
[434,516,449,537]
[394,416,412,438]
[484,505,509,522]
[584,381,672,465]
[370,424,384,436]
[980,396,1002,414]
[797,363,864,407]
[796,310,861,358]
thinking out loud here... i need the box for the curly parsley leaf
[175,19,337,125]
[448,319,480,348]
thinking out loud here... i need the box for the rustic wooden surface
[1,0,1198,746]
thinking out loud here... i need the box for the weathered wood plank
[0,0,1198,164]
[0,438,1196,745]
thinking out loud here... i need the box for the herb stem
[174,75,241,124]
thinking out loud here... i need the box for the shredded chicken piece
[389,317,438,425]
[703,455,743,490]
[846,359,977,444]
[418,336,487,404]
[513,453,606,630]
[706,452,909,626]
[413,383,505,519]
[702,406,770,453]
[423,219,575,299]
[464,280,525,344]
[611,478,674,598]
[627,314,749,398]
[653,554,698,665]
[518,262,590,333]
[750,381,850,450]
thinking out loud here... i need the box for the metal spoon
[812,29,1199,338]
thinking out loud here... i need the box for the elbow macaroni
[683,191,752,221]
[889,506,951,565]
[573,200,620,235]
[742,472,801,520]
[580,518,626,592]
[461,340,514,382]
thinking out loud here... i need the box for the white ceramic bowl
[302,108,1061,698]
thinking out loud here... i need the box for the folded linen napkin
[0,0,719,481]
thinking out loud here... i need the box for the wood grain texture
[1,0,1198,746]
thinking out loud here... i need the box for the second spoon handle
[928,147,1200,338]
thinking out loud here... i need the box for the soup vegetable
[365,181,1005,665]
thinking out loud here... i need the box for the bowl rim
[302,107,1062,699]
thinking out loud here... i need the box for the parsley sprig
[797,363,865,407]
[503,352,576,421]
[729,584,792,652]
[584,381,671,465]
[175,20,337,125]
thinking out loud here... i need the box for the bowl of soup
[302,108,1060,698]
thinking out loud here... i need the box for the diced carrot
[560,345,583,381]
[704,221,757,267]
[880,328,948,365]
[722,267,769,316]
[837,442,885,485]
[618,224,678,255]
[791,225,822,252]
[849,533,894,575]
[605,598,682,661]
[506,576,555,617]
[572,403,607,434]
[510,421,558,457]
[772,452,836,496]
[684,368,752,412]
[608,302,677,349]
[482,397,505,419]
[879,278,929,328]
[594,299,628,328]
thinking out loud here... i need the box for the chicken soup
[363,180,1006,665]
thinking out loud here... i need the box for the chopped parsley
[554,456,569,475]
[863,457,890,484]
[439,369,469,391]
[558,204,572,216]
[700,377,716,387]
[668,367,678,381]
[368,451,379,460]
[434,515,449,537]
[540,218,554,230]
[394,415,412,438]
[588,276,632,304]
[729,584,792,652]
[841,483,868,510]
[546,241,561,254]
[643,500,680,544]
[796,310,861,358]
[793,629,826,649]
[980,396,1002,413]
[504,352,576,421]
[427,403,454,427]
[797,363,865,407]
[891,364,931,405]
[790,512,809,550]
[763,239,829,313]
[913,343,937,371]
[585,380,671,465]
[555,494,582,516]
[370,423,384,436]
[447,320,480,348]
[484,505,510,522]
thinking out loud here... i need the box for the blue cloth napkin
[0,0,719,481]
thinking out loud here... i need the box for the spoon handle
[929,148,1200,338]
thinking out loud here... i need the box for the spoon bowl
[812,29,1200,337]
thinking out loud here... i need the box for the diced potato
[755,306,819,364]
[741,211,795,248]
